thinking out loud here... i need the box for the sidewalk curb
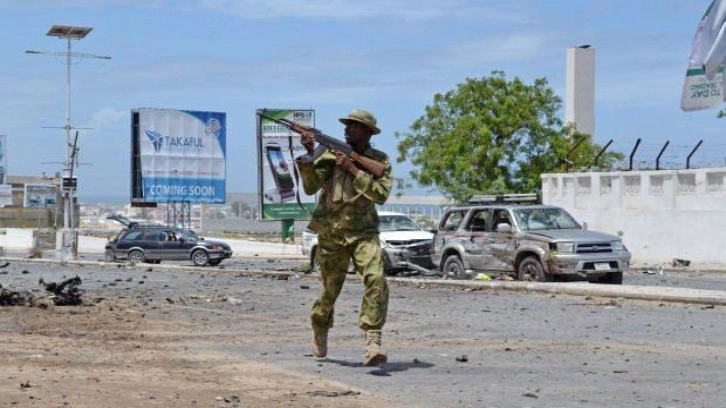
[391,278,726,306]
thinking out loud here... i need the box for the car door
[433,209,467,265]
[140,230,165,260]
[461,209,492,270]
[483,208,517,272]
[115,230,144,258]
[160,229,188,260]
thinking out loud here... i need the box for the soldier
[295,109,392,366]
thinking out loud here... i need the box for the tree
[396,71,622,203]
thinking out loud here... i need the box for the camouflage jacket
[295,145,392,240]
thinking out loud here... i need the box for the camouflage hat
[338,109,381,135]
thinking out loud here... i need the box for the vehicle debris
[39,276,85,306]
[0,285,32,306]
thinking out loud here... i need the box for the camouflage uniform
[296,148,392,332]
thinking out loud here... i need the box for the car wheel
[208,259,222,266]
[104,250,116,263]
[517,256,549,282]
[383,253,396,276]
[192,249,210,266]
[442,255,465,279]
[594,271,623,285]
[128,250,145,264]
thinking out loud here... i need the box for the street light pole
[26,25,110,230]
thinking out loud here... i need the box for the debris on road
[672,258,691,267]
[643,265,665,276]
[39,276,85,306]
[306,390,361,397]
[0,285,32,306]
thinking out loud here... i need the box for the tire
[127,250,145,264]
[191,249,210,266]
[517,256,550,282]
[594,271,623,285]
[442,255,466,279]
[383,253,396,276]
[208,259,222,266]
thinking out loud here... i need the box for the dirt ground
[0,262,393,408]
[1,260,725,408]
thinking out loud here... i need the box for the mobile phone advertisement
[256,109,316,220]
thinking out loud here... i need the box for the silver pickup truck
[431,194,631,284]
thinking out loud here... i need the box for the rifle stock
[349,152,385,178]
[258,111,386,178]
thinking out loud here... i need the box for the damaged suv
[432,194,631,284]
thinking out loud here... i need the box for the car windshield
[379,215,422,232]
[178,229,199,240]
[512,207,581,231]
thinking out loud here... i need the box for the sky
[0,0,724,203]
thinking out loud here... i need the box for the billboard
[24,184,56,208]
[257,109,316,220]
[682,0,726,111]
[0,134,6,184]
[131,109,226,204]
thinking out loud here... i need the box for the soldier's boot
[363,330,387,366]
[311,327,328,358]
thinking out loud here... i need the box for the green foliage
[395,71,623,203]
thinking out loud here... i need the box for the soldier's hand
[300,131,315,153]
[334,152,358,175]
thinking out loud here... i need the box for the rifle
[257,110,386,178]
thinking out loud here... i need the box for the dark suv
[105,215,233,266]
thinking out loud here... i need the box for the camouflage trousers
[310,234,389,332]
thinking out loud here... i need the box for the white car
[301,211,434,275]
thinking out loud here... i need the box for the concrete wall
[541,168,726,267]
[0,208,54,228]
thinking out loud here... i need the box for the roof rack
[467,193,540,205]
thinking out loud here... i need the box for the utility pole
[26,25,111,230]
